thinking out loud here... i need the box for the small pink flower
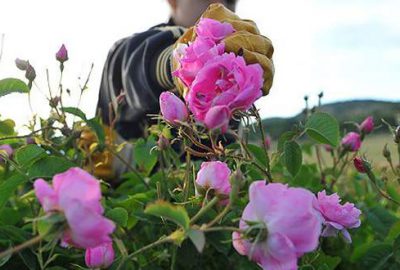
[232,182,322,270]
[173,38,225,87]
[196,161,231,197]
[315,190,361,243]
[0,144,13,162]
[85,242,115,269]
[204,105,231,133]
[196,18,234,43]
[186,53,263,131]
[56,44,68,63]
[360,116,374,134]
[159,91,189,125]
[323,144,333,152]
[34,167,115,248]
[341,132,361,152]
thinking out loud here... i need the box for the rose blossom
[315,190,361,243]
[34,167,115,248]
[203,105,231,133]
[341,132,361,152]
[186,53,263,130]
[196,161,231,197]
[195,18,234,43]
[159,91,189,125]
[85,242,115,269]
[173,37,225,87]
[359,116,374,134]
[232,182,321,270]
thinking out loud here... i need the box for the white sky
[0,0,399,131]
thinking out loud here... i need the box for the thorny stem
[366,170,400,206]
[0,234,45,260]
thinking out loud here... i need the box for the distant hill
[258,100,400,139]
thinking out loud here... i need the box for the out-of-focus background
[0,0,399,131]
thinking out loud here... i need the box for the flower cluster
[34,168,115,265]
[165,18,264,133]
[340,116,374,152]
[232,181,361,270]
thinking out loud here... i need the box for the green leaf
[277,131,297,152]
[0,119,16,137]
[62,107,87,121]
[361,243,393,270]
[134,137,158,176]
[87,118,106,146]
[305,112,339,147]
[0,173,29,210]
[292,164,322,192]
[0,78,30,98]
[14,144,46,167]
[27,156,76,179]
[106,207,128,227]
[283,141,302,177]
[366,206,398,238]
[188,229,206,253]
[387,221,400,242]
[247,144,267,167]
[145,200,190,230]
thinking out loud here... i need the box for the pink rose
[85,242,115,269]
[353,157,367,173]
[232,182,322,270]
[341,132,361,152]
[173,38,225,87]
[196,161,231,197]
[264,134,272,150]
[159,91,189,125]
[33,167,115,248]
[186,53,263,129]
[196,18,234,43]
[315,191,361,243]
[56,44,68,63]
[359,116,374,134]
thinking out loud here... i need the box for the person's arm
[97,25,185,140]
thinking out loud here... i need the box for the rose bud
[0,144,13,162]
[353,157,368,173]
[360,116,374,134]
[196,161,231,202]
[323,144,333,152]
[25,63,36,82]
[341,132,361,152]
[56,44,69,63]
[159,91,189,126]
[85,242,115,269]
[204,105,231,134]
[15,58,29,71]
[395,126,400,144]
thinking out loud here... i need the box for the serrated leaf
[277,131,297,152]
[27,156,76,179]
[106,207,128,227]
[283,141,302,177]
[0,78,30,98]
[0,173,29,210]
[134,137,158,176]
[62,107,87,121]
[366,206,398,238]
[247,144,267,167]
[145,200,190,230]
[188,229,205,253]
[305,112,339,147]
[14,144,46,166]
[361,243,393,270]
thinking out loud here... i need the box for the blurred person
[96,0,238,140]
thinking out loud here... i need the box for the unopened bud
[56,44,68,63]
[49,96,61,108]
[25,63,36,82]
[353,157,369,174]
[157,135,170,150]
[395,126,400,144]
[383,144,391,160]
[15,58,29,71]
